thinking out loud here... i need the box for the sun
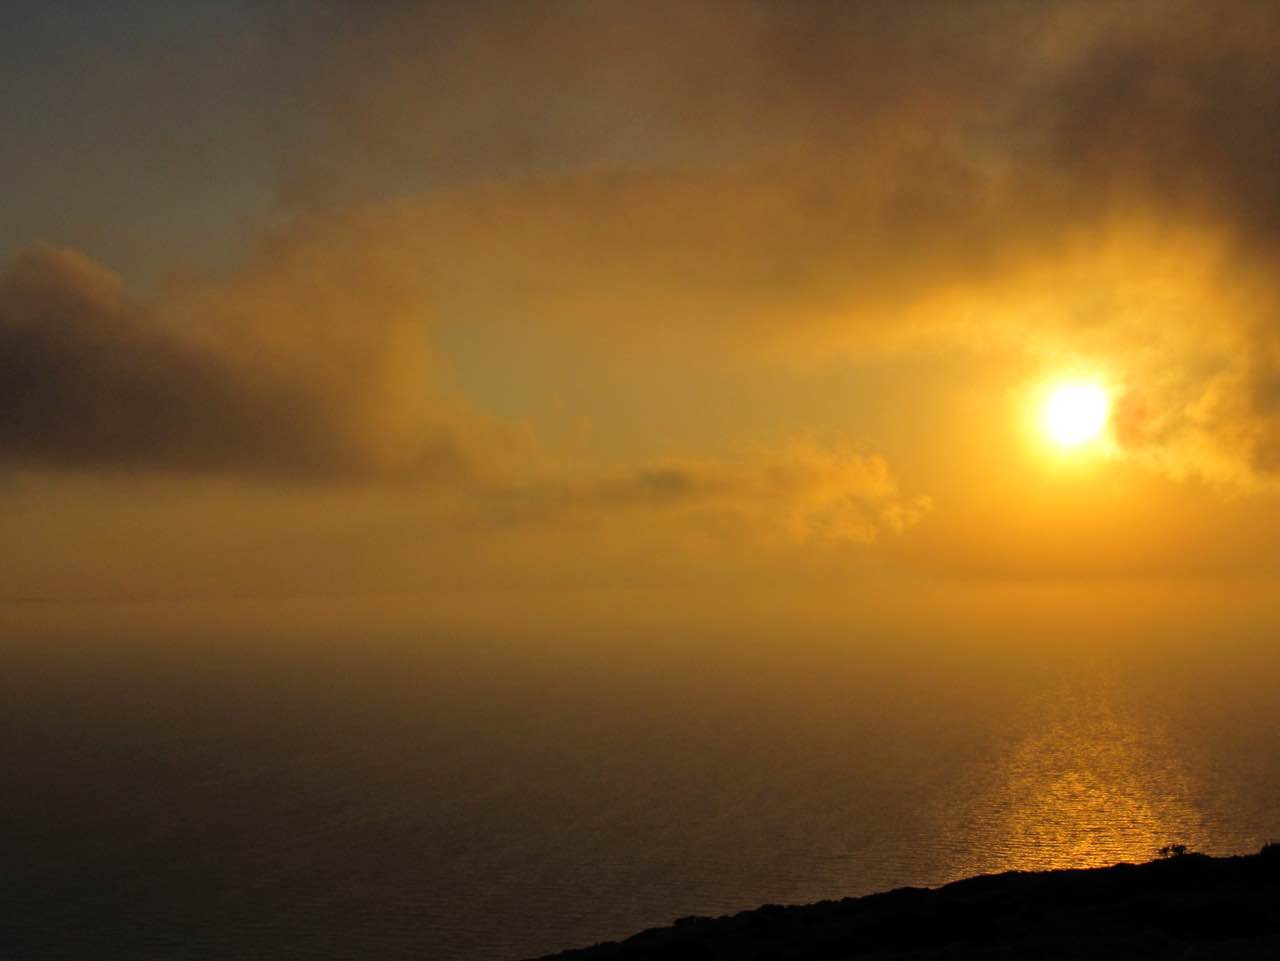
[1042,381,1110,449]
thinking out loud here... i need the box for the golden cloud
[486,441,931,548]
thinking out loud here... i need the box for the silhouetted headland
[530,846,1280,960]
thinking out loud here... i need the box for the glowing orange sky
[2,1,1279,642]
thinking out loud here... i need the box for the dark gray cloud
[1036,3,1280,236]
[0,245,473,481]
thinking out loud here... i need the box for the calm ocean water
[4,631,1279,960]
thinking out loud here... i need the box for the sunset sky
[5,0,1280,648]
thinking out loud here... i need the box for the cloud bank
[0,242,928,548]
[0,243,477,481]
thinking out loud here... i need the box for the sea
[4,620,1279,960]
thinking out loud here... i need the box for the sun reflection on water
[944,672,1208,879]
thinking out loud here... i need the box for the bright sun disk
[1043,381,1110,448]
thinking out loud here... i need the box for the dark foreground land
[532,847,1280,960]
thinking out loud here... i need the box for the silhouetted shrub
[1159,844,1189,858]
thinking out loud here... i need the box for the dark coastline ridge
[529,846,1280,960]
